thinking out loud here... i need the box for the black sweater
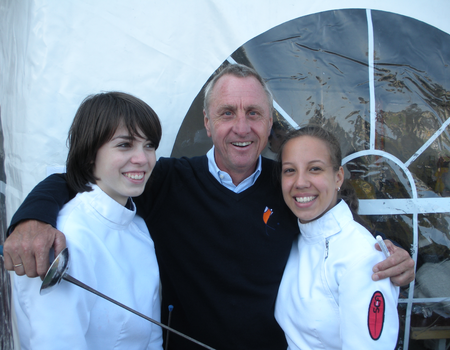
[11,155,299,350]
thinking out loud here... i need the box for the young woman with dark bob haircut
[14,91,164,350]
[66,91,162,193]
[275,125,399,350]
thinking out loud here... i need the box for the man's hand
[3,220,66,278]
[372,240,415,286]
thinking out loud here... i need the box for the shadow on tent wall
[0,108,14,349]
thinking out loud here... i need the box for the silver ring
[14,263,23,268]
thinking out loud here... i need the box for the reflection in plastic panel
[399,303,450,350]
[345,155,412,199]
[411,135,450,198]
[418,214,450,264]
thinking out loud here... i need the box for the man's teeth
[232,142,252,147]
[125,173,144,180]
[295,196,315,203]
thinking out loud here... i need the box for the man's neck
[206,147,262,193]
[229,171,255,186]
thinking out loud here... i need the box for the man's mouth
[295,196,316,203]
[232,141,252,147]
[123,172,145,180]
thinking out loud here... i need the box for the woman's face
[281,135,344,223]
[93,124,156,205]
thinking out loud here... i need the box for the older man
[4,64,414,350]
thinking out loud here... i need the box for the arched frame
[175,9,450,349]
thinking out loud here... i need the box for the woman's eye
[118,142,132,148]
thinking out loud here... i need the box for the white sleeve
[14,239,97,350]
[338,250,399,350]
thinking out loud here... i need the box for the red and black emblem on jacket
[368,291,385,340]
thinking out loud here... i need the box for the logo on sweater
[263,206,273,224]
[263,206,275,235]
[368,291,385,340]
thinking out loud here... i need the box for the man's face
[204,75,273,184]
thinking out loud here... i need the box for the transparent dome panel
[372,11,450,162]
[344,155,412,199]
[407,133,450,198]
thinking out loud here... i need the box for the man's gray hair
[203,63,274,116]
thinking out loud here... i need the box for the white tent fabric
[2,2,450,349]
[2,0,450,222]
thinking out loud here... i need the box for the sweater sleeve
[133,157,170,222]
[8,173,75,233]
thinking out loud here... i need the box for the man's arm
[372,240,415,287]
[349,207,415,286]
[4,173,75,278]
[369,230,415,287]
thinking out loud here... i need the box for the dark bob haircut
[66,91,162,193]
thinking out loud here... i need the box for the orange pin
[263,207,273,224]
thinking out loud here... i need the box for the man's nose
[233,112,251,135]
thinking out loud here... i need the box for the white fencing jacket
[14,185,162,350]
[275,200,399,350]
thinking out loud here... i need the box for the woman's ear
[336,166,345,189]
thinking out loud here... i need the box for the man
[4,64,415,349]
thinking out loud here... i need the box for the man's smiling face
[204,74,273,185]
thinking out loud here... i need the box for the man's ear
[204,110,212,138]
[267,116,273,137]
